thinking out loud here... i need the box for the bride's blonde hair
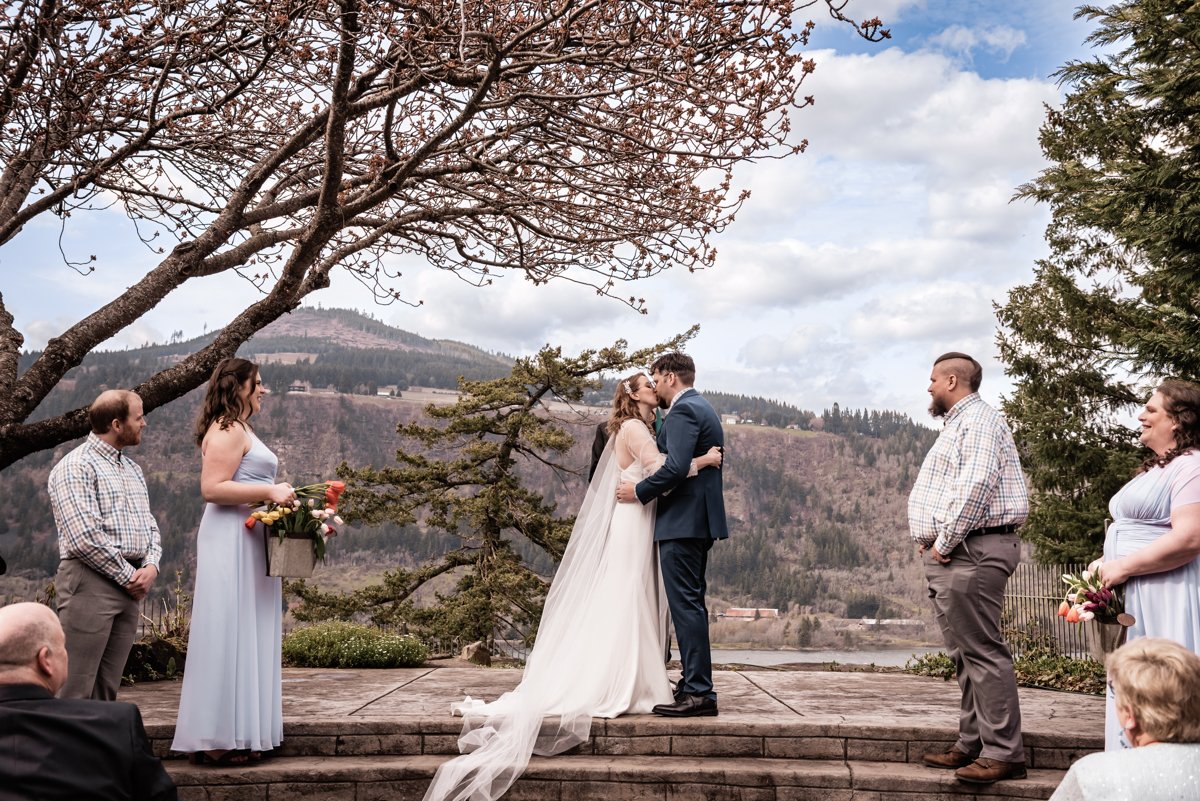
[607,372,654,437]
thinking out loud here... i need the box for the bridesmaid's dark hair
[193,357,259,446]
[1139,379,1200,473]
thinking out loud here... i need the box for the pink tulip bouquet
[1057,566,1133,626]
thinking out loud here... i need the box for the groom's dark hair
[650,352,695,386]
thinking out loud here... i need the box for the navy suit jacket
[634,388,729,542]
[0,683,177,801]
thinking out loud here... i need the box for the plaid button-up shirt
[907,393,1028,554]
[47,433,162,586]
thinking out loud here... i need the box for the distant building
[856,618,924,630]
[287,381,310,393]
[722,414,738,425]
[718,608,780,620]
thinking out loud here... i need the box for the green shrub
[904,648,1105,695]
[282,622,428,668]
[905,651,955,680]
[1014,645,1105,695]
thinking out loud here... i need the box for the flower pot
[265,531,316,578]
[1086,619,1130,664]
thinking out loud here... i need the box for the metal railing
[1002,562,1090,660]
[7,562,1102,664]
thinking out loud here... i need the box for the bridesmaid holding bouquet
[172,358,296,765]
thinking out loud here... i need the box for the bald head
[89,389,134,434]
[89,389,146,448]
[0,602,68,691]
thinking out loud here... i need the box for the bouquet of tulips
[1057,564,1134,626]
[245,480,346,560]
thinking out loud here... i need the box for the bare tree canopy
[0,0,886,468]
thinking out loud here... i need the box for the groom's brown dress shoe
[921,747,976,769]
[652,694,717,717]
[954,758,1027,784]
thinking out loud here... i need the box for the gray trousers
[55,558,139,700]
[924,533,1024,762]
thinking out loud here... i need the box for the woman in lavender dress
[1094,380,1200,750]
[172,358,297,764]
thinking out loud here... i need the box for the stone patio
[124,664,1105,800]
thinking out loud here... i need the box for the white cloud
[737,327,826,367]
[394,265,637,353]
[847,282,1002,345]
[793,48,1055,176]
[928,24,1027,62]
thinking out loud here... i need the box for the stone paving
[123,664,1105,800]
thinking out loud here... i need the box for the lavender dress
[172,431,283,753]
[1101,451,1200,749]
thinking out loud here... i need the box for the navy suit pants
[659,537,714,699]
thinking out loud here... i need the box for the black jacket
[0,683,177,801]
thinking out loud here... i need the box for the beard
[116,427,142,448]
[657,396,669,410]
[928,396,950,419]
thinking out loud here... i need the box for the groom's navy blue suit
[635,387,728,699]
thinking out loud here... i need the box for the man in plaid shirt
[907,352,1028,786]
[47,389,161,700]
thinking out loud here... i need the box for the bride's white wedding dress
[422,419,692,801]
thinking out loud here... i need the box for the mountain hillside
[2,309,941,647]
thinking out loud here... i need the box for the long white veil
[421,438,627,801]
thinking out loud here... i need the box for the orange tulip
[1065,606,1081,623]
[325,480,346,508]
[245,515,257,529]
[1057,600,1070,617]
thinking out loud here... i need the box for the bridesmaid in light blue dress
[172,358,297,764]
[1097,380,1200,750]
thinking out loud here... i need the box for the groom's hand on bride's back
[616,481,638,503]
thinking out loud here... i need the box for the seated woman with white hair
[1050,637,1200,801]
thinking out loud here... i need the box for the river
[696,647,941,668]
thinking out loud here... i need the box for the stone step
[168,753,1064,801]
[148,716,1098,771]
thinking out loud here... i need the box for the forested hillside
[1,309,939,634]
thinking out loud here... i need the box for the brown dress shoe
[955,758,1027,784]
[921,747,975,769]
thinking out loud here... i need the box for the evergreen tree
[288,330,696,648]
[997,0,1200,561]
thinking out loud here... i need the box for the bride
[422,371,723,801]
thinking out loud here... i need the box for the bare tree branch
[0,0,888,468]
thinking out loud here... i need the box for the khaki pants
[924,533,1024,762]
[55,558,139,700]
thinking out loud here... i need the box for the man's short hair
[1108,637,1200,743]
[88,390,133,434]
[650,352,696,385]
[933,351,982,392]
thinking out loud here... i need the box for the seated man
[0,602,177,801]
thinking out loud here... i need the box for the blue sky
[4,1,1104,423]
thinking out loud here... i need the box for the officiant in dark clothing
[588,423,608,482]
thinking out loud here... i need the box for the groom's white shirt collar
[667,386,696,412]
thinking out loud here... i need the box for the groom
[617,352,728,717]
